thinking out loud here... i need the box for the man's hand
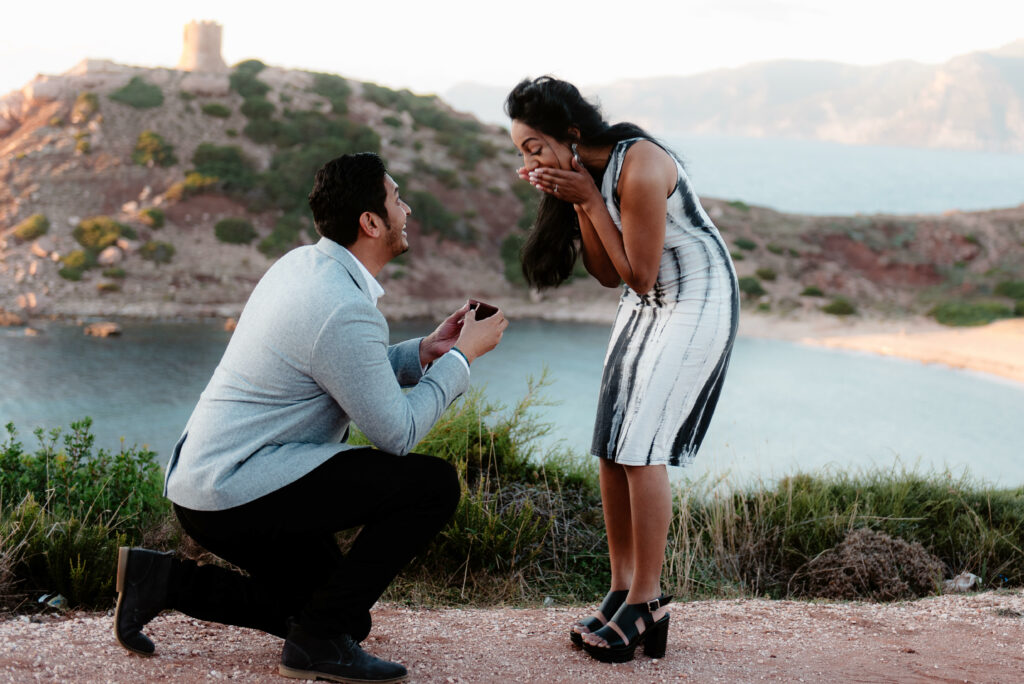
[454,305,508,364]
[419,301,472,367]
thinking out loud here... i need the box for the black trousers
[169,448,460,642]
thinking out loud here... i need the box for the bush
[109,76,164,109]
[132,130,177,167]
[738,276,766,297]
[140,241,175,263]
[0,419,167,609]
[192,144,257,192]
[201,103,232,118]
[214,218,257,244]
[755,267,777,282]
[165,172,220,201]
[310,73,351,114]
[501,234,526,286]
[229,60,269,98]
[406,190,475,243]
[12,214,49,241]
[240,97,274,119]
[994,281,1024,300]
[1016,300,1024,317]
[258,214,307,258]
[96,281,121,293]
[930,300,1013,326]
[73,216,124,249]
[734,238,757,251]
[71,92,99,123]
[75,137,91,154]
[766,243,784,255]
[139,207,165,229]
[730,251,744,262]
[102,267,126,279]
[61,249,95,270]
[800,286,824,297]
[58,267,83,281]
[728,200,751,212]
[383,115,402,128]
[822,297,856,316]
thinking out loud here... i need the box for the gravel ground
[2,591,1023,683]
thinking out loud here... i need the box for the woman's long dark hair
[504,76,653,289]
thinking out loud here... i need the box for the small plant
[310,72,351,114]
[58,267,83,281]
[179,91,197,101]
[96,281,121,293]
[738,276,766,297]
[62,250,94,270]
[201,103,232,118]
[109,76,164,109]
[226,128,238,137]
[800,285,824,297]
[735,237,757,251]
[71,92,99,123]
[766,243,784,255]
[501,234,526,286]
[994,281,1024,300]
[382,115,402,128]
[139,207,165,229]
[192,144,257,192]
[140,241,175,263]
[74,216,124,249]
[229,60,269,99]
[102,267,126,279]
[75,137,91,154]
[240,97,274,119]
[929,300,1013,326]
[755,267,777,282]
[822,297,856,316]
[756,302,771,312]
[727,199,751,212]
[215,218,257,244]
[12,214,49,241]
[48,115,64,127]
[132,130,177,167]
[730,251,745,262]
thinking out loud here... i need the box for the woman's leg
[583,463,672,647]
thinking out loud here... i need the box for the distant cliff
[447,41,1024,153]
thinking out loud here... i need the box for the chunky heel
[643,615,670,659]
[582,594,672,663]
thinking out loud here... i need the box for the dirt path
[2,591,1023,683]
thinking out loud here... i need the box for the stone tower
[178,20,228,73]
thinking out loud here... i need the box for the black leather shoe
[280,621,408,683]
[113,546,174,656]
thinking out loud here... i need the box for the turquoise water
[663,135,1024,216]
[2,320,1022,487]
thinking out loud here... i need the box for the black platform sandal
[581,594,672,663]
[569,589,628,648]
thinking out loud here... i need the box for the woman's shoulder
[618,139,677,189]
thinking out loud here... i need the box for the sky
[2,0,1023,98]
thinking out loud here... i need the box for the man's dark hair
[307,153,388,246]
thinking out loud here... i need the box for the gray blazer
[164,238,470,511]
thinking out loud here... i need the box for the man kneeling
[113,152,507,682]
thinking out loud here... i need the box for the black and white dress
[590,138,739,467]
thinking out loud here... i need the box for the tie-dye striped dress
[590,138,739,467]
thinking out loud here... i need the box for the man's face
[381,174,411,257]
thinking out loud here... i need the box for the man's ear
[358,211,383,239]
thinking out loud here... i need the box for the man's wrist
[450,346,471,367]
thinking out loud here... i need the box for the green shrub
[822,297,856,316]
[756,302,771,312]
[140,241,175,263]
[75,137,91,154]
[109,76,164,109]
[738,276,766,297]
[310,73,351,114]
[766,243,784,255]
[215,218,257,244]
[994,281,1024,300]
[730,251,744,262]
[12,214,49,241]
[73,216,124,249]
[192,143,257,192]
[501,234,526,286]
[800,286,824,297]
[0,419,167,608]
[132,130,177,167]
[165,172,220,201]
[58,267,83,281]
[240,97,274,119]
[258,214,307,258]
[139,207,165,229]
[383,115,402,128]
[1015,300,1024,317]
[229,60,269,98]
[201,103,232,118]
[226,128,238,137]
[406,190,475,243]
[102,267,126,279]
[727,200,750,212]
[61,249,94,270]
[179,91,197,101]
[930,300,1013,326]
[71,92,99,122]
[96,281,121,293]
[435,130,498,169]
[734,238,757,251]
[755,267,777,282]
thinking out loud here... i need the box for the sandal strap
[645,594,673,613]
[576,589,629,631]
[592,594,672,648]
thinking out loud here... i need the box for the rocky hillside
[1,59,1023,326]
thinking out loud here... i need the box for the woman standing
[505,77,739,663]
